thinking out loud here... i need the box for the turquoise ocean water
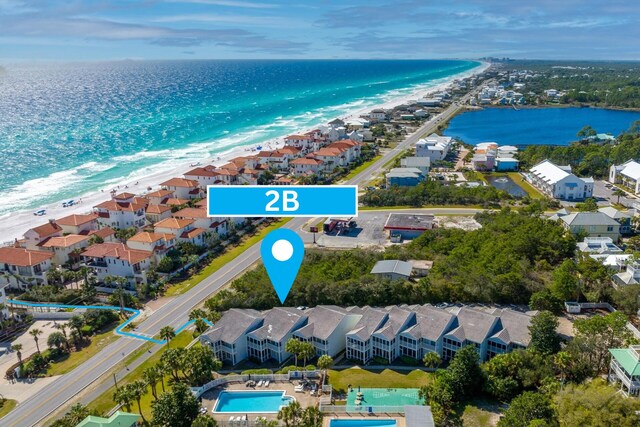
[0,60,478,216]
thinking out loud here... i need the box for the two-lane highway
[1,83,484,426]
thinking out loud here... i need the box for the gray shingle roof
[490,309,536,346]
[445,307,498,344]
[373,306,415,340]
[249,307,306,342]
[403,305,455,341]
[560,212,620,227]
[347,307,388,341]
[202,308,262,344]
[294,306,351,341]
[370,260,413,277]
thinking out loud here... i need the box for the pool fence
[192,370,322,399]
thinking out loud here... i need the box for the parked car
[33,209,46,216]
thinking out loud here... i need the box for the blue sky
[0,0,638,61]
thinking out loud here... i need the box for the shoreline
[0,62,489,244]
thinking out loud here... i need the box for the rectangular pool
[330,420,397,427]
[213,390,294,413]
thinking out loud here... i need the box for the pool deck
[201,380,322,423]
[322,416,406,427]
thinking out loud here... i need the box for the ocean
[0,59,478,216]
[444,106,640,147]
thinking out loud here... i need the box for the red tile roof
[113,192,136,200]
[180,228,207,239]
[87,227,116,239]
[56,214,98,227]
[172,207,208,219]
[0,247,53,266]
[146,204,173,214]
[81,243,151,264]
[154,217,194,229]
[160,177,199,188]
[29,221,63,238]
[39,235,89,248]
[291,158,323,165]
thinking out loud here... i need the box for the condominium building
[528,160,594,200]
[200,304,536,367]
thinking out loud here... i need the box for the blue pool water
[213,391,294,413]
[330,420,397,427]
[444,107,640,147]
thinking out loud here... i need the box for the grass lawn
[507,172,545,199]
[87,331,195,419]
[359,204,485,211]
[46,324,120,376]
[0,399,17,418]
[165,218,291,296]
[341,155,382,181]
[327,367,431,394]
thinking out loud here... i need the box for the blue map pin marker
[260,229,304,304]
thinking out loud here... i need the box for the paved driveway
[592,180,638,207]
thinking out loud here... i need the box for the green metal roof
[76,411,139,427]
[610,348,640,376]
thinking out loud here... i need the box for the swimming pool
[329,420,397,427]
[213,390,295,413]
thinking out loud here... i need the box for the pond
[486,175,528,198]
[444,107,640,147]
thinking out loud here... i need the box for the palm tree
[285,338,301,366]
[11,343,23,366]
[54,323,70,351]
[159,326,176,347]
[613,188,626,205]
[300,342,316,367]
[423,352,442,369]
[130,380,148,423]
[278,400,302,427]
[143,366,161,400]
[113,385,134,412]
[47,331,68,352]
[156,361,167,392]
[301,406,323,427]
[68,315,85,344]
[29,328,42,353]
[189,308,206,321]
[317,355,333,390]
[193,318,209,336]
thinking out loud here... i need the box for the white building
[292,306,362,357]
[127,232,176,264]
[0,247,53,289]
[415,134,454,161]
[81,243,152,289]
[529,160,594,200]
[400,157,431,174]
[38,235,90,266]
[290,158,324,176]
[23,220,63,251]
[56,214,99,235]
[609,160,640,194]
[94,194,147,230]
[160,178,203,200]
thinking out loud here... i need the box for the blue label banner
[207,185,358,217]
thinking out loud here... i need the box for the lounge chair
[257,380,264,387]
[264,380,270,387]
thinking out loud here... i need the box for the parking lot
[592,180,638,207]
[314,210,479,249]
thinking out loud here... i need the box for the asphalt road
[1,86,481,427]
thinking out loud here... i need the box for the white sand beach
[0,62,489,244]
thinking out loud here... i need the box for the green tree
[157,256,175,273]
[577,125,597,140]
[159,326,176,347]
[285,338,302,366]
[277,400,303,427]
[612,188,626,204]
[191,415,218,427]
[576,198,598,212]
[423,352,442,369]
[113,385,134,412]
[550,260,579,301]
[151,382,199,427]
[498,391,556,427]
[49,403,93,427]
[29,328,43,353]
[299,341,316,366]
[160,347,186,381]
[571,311,631,374]
[555,379,640,426]
[47,331,68,352]
[11,343,23,367]
[528,311,560,355]
[184,345,222,386]
[446,345,484,399]
[130,380,148,423]
[317,354,333,388]
[143,366,161,400]
[300,405,323,427]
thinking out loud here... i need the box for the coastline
[0,61,489,244]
